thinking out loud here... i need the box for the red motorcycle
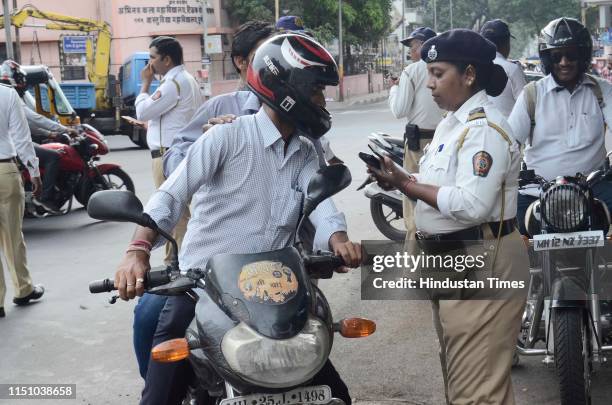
[22,124,135,217]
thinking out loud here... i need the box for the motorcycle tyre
[76,167,135,207]
[370,199,406,240]
[553,307,592,405]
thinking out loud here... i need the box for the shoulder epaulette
[467,107,486,122]
[0,83,11,88]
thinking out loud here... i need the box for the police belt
[0,157,16,163]
[416,218,517,241]
[150,148,166,159]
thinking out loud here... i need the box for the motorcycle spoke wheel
[370,199,406,240]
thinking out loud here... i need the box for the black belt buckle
[151,149,165,159]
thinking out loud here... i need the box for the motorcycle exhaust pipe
[516,346,548,356]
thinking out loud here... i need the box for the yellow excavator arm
[1,5,112,109]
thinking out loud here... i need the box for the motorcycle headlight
[221,316,331,388]
[541,184,588,232]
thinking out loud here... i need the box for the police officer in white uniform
[369,29,528,404]
[480,19,527,118]
[508,18,612,235]
[389,27,444,239]
[0,84,45,318]
[136,36,202,264]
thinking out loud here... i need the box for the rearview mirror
[87,190,151,227]
[302,165,352,218]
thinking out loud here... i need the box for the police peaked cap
[421,29,497,64]
[421,29,508,97]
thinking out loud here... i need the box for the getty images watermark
[360,240,530,300]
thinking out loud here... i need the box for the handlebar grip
[147,269,171,288]
[89,279,116,293]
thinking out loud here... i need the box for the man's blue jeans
[133,293,168,379]
[516,180,612,235]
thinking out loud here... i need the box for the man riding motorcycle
[113,33,361,405]
[508,18,612,233]
[0,60,78,213]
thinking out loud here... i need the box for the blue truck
[60,52,160,148]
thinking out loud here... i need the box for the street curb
[327,91,389,111]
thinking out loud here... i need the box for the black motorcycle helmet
[538,17,592,75]
[247,33,339,139]
[0,60,27,94]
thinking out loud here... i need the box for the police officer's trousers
[431,228,528,405]
[0,162,35,307]
[402,139,429,239]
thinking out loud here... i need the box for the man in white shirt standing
[136,36,203,265]
[508,17,612,235]
[481,19,527,118]
[0,84,45,318]
[388,27,444,238]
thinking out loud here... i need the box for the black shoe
[32,198,61,214]
[13,285,45,306]
[0,307,4,317]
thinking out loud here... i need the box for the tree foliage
[224,0,392,46]
[408,0,582,57]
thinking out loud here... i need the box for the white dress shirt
[0,85,39,177]
[388,60,444,130]
[135,65,203,150]
[145,107,347,271]
[508,74,612,181]
[489,52,527,118]
[415,91,521,235]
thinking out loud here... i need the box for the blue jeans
[133,293,168,379]
[516,180,612,235]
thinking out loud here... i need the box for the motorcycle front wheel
[553,307,592,405]
[76,167,135,207]
[370,199,406,240]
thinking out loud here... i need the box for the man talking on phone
[388,27,444,239]
[135,36,202,265]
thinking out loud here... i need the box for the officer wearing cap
[389,27,444,239]
[370,29,528,404]
[480,19,527,117]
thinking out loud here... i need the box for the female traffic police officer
[369,29,528,404]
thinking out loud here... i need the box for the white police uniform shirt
[508,74,612,182]
[135,65,203,151]
[415,90,520,235]
[388,60,444,130]
[0,85,39,177]
[489,52,527,117]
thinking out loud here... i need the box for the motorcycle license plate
[533,230,605,251]
[219,385,332,405]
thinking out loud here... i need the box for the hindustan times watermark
[361,239,530,300]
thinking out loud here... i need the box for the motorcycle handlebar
[89,269,172,294]
[304,253,346,279]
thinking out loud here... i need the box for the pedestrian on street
[135,36,202,266]
[0,83,45,318]
[369,29,528,404]
[480,19,527,118]
[388,27,444,239]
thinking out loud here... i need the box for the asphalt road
[1,100,611,404]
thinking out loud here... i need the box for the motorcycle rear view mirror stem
[87,190,180,270]
[295,165,352,248]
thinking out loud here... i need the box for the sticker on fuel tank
[238,261,299,304]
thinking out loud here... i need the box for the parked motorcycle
[21,124,135,217]
[516,157,612,405]
[87,165,375,405]
[359,132,406,240]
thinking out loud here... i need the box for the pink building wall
[0,0,230,79]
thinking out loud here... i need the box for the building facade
[0,0,239,85]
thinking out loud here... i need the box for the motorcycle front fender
[86,163,121,178]
[551,276,588,308]
[363,183,403,211]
